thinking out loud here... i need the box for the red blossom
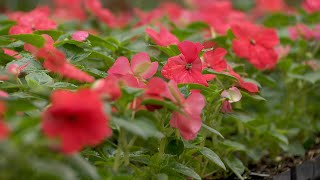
[191,1,248,34]
[24,35,94,83]
[108,52,158,86]
[231,23,279,70]
[0,101,9,140]
[161,41,208,86]
[42,89,112,154]
[85,0,131,28]
[254,0,288,13]
[53,0,86,21]
[228,65,259,93]
[134,8,164,26]
[303,0,320,13]
[8,7,57,35]
[145,26,179,46]
[203,48,228,72]
[169,87,205,140]
[92,75,122,101]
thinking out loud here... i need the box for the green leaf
[224,156,245,180]
[167,161,201,180]
[0,20,15,35]
[25,72,54,87]
[6,34,45,48]
[165,139,184,156]
[241,91,266,101]
[67,154,100,180]
[202,124,224,139]
[89,51,115,68]
[151,44,180,57]
[49,82,78,90]
[187,21,210,31]
[0,52,15,63]
[112,117,163,139]
[227,111,254,123]
[87,34,117,51]
[288,72,320,84]
[203,69,238,81]
[263,13,296,27]
[34,30,63,41]
[200,147,226,170]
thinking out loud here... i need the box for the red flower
[169,83,205,140]
[85,0,131,28]
[8,7,57,35]
[191,1,248,34]
[161,41,208,86]
[25,35,94,83]
[42,89,112,154]
[0,101,9,140]
[145,26,179,46]
[254,0,288,13]
[72,31,89,42]
[303,0,320,13]
[203,48,228,72]
[231,23,279,70]
[53,0,87,21]
[134,8,164,26]
[228,65,259,93]
[92,75,122,101]
[108,52,158,86]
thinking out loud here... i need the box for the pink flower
[288,24,315,40]
[72,31,89,42]
[7,62,30,77]
[161,41,208,86]
[0,91,9,98]
[169,84,205,140]
[275,45,291,59]
[3,48,21,59]
[221,100,232,113]
[107,52,158,85]
[303,0,320,13]
[145,26,179,46]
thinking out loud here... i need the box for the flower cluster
[0,0,319,179]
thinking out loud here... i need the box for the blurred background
[0,0,303,12]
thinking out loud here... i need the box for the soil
[248,137,320,179]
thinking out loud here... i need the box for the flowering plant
[0,0,319,179]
